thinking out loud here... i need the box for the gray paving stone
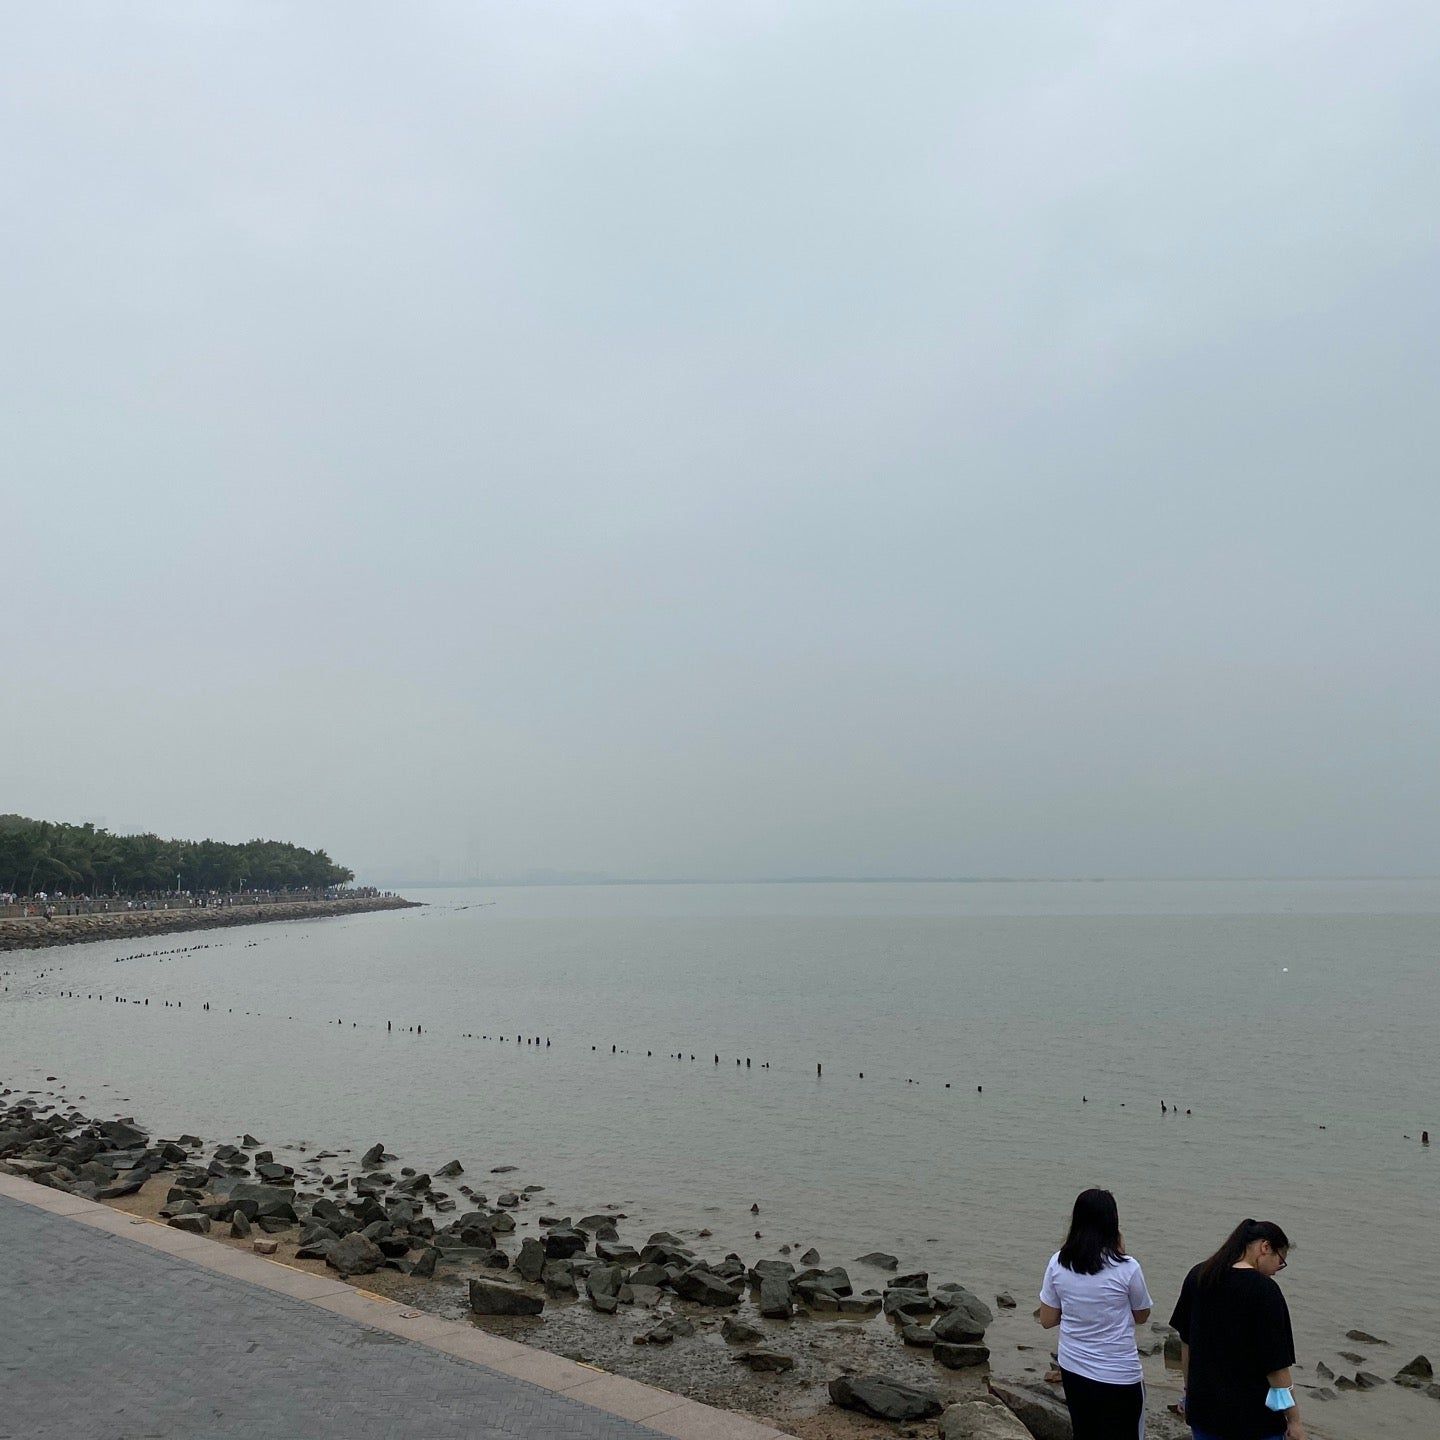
[0,1194,672,1439]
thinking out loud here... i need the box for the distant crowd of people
[1,885,393,920]
[1039,1188,1300,1440]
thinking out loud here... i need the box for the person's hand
[1284,1415,1306,1440]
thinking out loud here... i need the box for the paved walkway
[0,1179,785,1440]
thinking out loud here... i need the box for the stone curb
[0,1170,790,1440]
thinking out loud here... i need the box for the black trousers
[1060,1367,1145,1440]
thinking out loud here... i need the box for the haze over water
[5,878,1437,1438]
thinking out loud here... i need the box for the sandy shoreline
[0,895,419,951]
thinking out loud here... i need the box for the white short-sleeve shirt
[1040,1250,1153,1384]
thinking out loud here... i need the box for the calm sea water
[4,880,1437,1437]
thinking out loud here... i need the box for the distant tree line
[0,815,354,896]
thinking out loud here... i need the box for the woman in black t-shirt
[1169,1219,1303,1440]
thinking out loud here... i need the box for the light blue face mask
[1265,1387,1295,1412]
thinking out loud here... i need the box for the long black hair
[1057,1188,1126,1274]
[1198,1218,1290,1287]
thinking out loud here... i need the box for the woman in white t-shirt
[1037,1188,1153,1440]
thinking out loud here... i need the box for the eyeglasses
[1275,1255,1288,1271]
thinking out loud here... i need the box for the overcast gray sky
[4,2,1438,882]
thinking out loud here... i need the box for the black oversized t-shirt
[1170,1264,1296,1439]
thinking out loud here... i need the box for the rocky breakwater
[0,895,419,951]
[0,1090,1015,1430]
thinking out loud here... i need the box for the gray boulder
[829,1375,943,1422]
[737,1349,795,1373]
[100,1120,148,1148]
[1395,1355,1433,1388]
[228,1184,298,1223]
[544,1226,588,1259]
[883,1287,937,1318]
[722,1316,764,1344]
[759,1274,794,1318]
[940,1399,1034,1440]
[989,1381,1073,1440]
[230,1210,252,1238]
[542,1260,578,1297]
[469,1276,544,1316]
[516,1237,546,1282]
[595,1240,641,1264]
[856,1251,899,1270]
[673,1268,741,1306]
[325,1232,384,1277]
[167,1214,210,1234]
[586,1264,625,1303]
[934,1342,990,1370]
[748,1259,796,1285]
[932,1288,994,1342]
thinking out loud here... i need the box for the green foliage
[0,815,354,895]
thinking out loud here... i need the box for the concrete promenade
[0,1174,787,1440]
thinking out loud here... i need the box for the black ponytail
[1198,1218,1290,1287]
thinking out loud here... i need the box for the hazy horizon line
[379,873,1440,889]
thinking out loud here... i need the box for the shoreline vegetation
[0,813,355,896]
[0,894,418,951]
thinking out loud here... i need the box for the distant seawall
[0,896,419,952]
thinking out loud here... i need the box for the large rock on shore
[515,1237,545,1282]
[940,1399,1035,1439]
[722,1317,764,1345]
[595,1240,640,1265]
[673,1267,742,1306]
[543,1225,588,1259]
[934,1342,990,1370]
[469,1277,544,1316]
[932,1288,994,1342]
[758,1274,793,1318]
[229,1183,298,1222]
[100,1120,148,1149]
[1395,1355,1433,1388]
[542,1261,578,1297]
[586,1264,625,1305]
[856,1251,899,1270]
[325,1233,383,1277]
[989,1381,1073,1440]
[737,1349,795,1373]
[748,1259,795,1285]
[883,1287,936,1318]
[829,1375,943,1422]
